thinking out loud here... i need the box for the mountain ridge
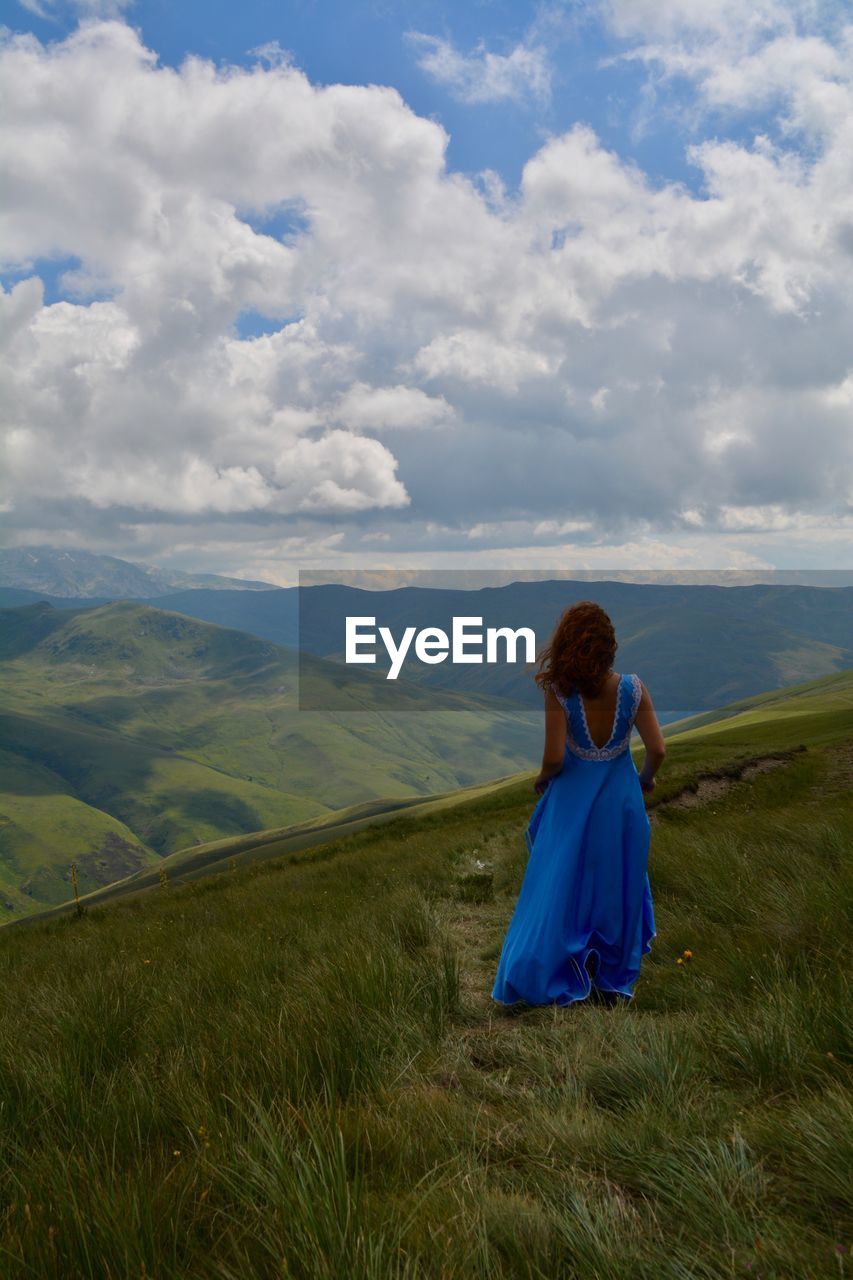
[0,546,275,597]
[6,578,848,710]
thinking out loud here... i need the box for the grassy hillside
[22,774,524,922]
[0,746,158,915]
[0,674,849,1277]
[0,602,540,915]
[19,666,851,924]
[664,668,853,743]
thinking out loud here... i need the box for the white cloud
[410,330,562,393]
[329,382,455,431]
[602,0,809,42]
[601,0,849,132]
[533,519,597,537]
[0,15,851,570]
[18,1,53,17]
[406,31,552,106]
[273,431,408,513]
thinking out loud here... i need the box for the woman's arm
[633,680,666,793]
[533,686,568,794]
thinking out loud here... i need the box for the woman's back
[551,671,643,762]
[577,672,623,750]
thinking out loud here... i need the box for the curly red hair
[533,600,617,699]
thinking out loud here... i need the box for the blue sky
[1,0,851,579]
[1,0,750,201]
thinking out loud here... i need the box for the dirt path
[652,749,802,814]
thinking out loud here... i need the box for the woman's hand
[639,773,656,794]
[533,773,552,795]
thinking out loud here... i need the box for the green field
[0,671,849,1277]
[0,600,540,915]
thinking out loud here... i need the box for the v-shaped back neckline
[576,673,622,751]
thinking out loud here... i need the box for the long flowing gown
[491,672,656,1005]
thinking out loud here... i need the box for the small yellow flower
[143,959,151,965]
[827,1051,835,1059]
[676,957,684,965]
[173,1150,181,1158]
[683,949,693,959]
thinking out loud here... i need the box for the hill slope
[664,667,853,744]
[0,671,848,1277]
[20,667,853,924]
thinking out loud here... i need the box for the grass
[0,678,850,1277]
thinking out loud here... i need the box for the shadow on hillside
[176,789,262,835]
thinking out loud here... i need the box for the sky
[1,0,852,585]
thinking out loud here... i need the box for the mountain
[131,578,850,710]
[3,577,848,713]
[141,586,299,646]
[0,600,540,916]
[0,546,275,597]
[0,587,116,611]
[294,580,853,709]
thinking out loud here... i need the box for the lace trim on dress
[573,676,627,760]
[550,674,641,762]
[629,672,643,721]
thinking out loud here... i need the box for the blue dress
[491,672,656,1005]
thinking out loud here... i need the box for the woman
[491,600,666,1007]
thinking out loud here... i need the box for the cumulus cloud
[405,31,552,106]
[329,382,455,432]
[0,11,851,572]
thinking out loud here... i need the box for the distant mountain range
[0,546,275,597]
[294,580,853,709]
[2,576,850,712]
[4,552,851,601]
